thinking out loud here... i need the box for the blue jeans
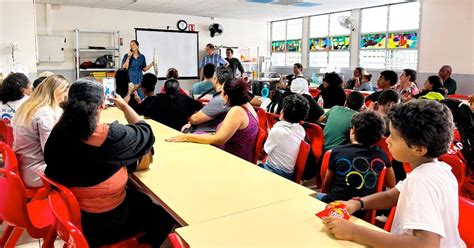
[259,163,294,180]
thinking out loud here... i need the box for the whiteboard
[135,29,199,79]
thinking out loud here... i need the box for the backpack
[94,55,115,68]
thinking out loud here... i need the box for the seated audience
[167,78,259,163]
[44,78,174,247]
[320,91,365,151]
[160,68,187,95]
[0,73,32,121]
[12,75,69,187]
[115,68,139,110]
[357,73,373,91]
[414,75,446,99]
[394,68,419,102]
[192,63,216,96]
[323,100,465,248]
[317,72,347,109]
[439,65,457,95]
[33,77,46,89]
[441,99,473,200]
[279,63,305,90]
[143,79,202,131]
[367,70,398,103]
[317,111,396,216]
[261,94,309,180]
[345,67,365,90]
[184,67,233,133]
[276,77,324,123]
[33,71,54,89]
[374,89,400,137]
[134,73,157,115]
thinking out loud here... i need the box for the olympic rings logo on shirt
[335,157,386,190]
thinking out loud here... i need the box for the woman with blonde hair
[12,75,69,187]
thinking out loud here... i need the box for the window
[359,2,420,69]
[271,19,302,66]
[309,11,351,69]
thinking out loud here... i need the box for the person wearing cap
[44,77,175,247]
[12,75,69,187]
[276,77,324,123]
[199,43,228,80]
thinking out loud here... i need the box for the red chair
[368,167,387,224]
[0,119,14,147]
[265,112,280,129]
[253,106,268,131]
[38,172,143,248]
[0,142,41,199]
[0,168,56,248]
[376,137,392,162]
[293,140,311,184]
[459,196,474,247]
[383,206,397,232]
[448,94,469,100]
[309,88,320,98]
[320,150,332,193]
[402,162,412,174]
[438,154,466,188]
[252,127,268,164]
[168,233,186,248]
[197,99,209,105]
[300,121,324,163]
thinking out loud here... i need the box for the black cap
[68,77,104,104]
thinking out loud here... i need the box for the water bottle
[317,96,324,108]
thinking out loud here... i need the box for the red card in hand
[315,202,351,220]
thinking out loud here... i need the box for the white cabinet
[37,35,66,62]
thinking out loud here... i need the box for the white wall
[418,0,474,74]
[35,4,269,72]
[0,0,37,76]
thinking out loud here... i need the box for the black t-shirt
[324,143,391,204]
[143,93,203,131]
[225,58,244,76]
[134,96,156,115]
[276,92,324,123]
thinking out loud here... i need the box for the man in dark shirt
[278,63,305,90]
[438,65,457,95]
[134,73,157,115]
[225,48,244,77]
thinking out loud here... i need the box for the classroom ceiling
[36,0,411,21]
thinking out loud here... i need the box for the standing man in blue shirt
[199,43,228,80]
[122,40,154,99]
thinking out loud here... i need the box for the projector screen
[135,28,199,79]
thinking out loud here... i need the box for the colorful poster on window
[309,37,331,51]
[360,34,386,49]
[332,36,350,50]
[286,39,302,52]
[271,41,286,52]
[388,32,417,49]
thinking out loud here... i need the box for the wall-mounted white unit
[37,35,66,62]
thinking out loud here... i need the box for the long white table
[101,108,315,226]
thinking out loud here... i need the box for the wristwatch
[352,197,365,210]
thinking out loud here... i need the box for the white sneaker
[375,214,388,222]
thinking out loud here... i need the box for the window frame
[270,17,304,67]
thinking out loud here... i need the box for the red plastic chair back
[459,196,474,247]
[253,106,268,131]
[294,140,311,184]
[0,142,19,173]
[438,154,466,188]
[369,167,387,224]
[168,233,185,248]
[320,150,332,193]
[265,112,280,129]
[383,206,397,232]
[375,137,392,162]
[300,121,324,162]
[252,127,268,164]
[309,88,320,98]
[0,168,29,228]
[448,94,469,100]
[0,119,14,147]
[365,99,373,108]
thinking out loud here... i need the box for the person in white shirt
[0,73,32,121]
[321,100,466,248]
[260,94,309,180]
[12,75,70,188]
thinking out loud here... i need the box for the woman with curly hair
[0,73,32,120]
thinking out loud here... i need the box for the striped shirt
[199,53,228,68]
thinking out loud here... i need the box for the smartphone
[103,77,116,105]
